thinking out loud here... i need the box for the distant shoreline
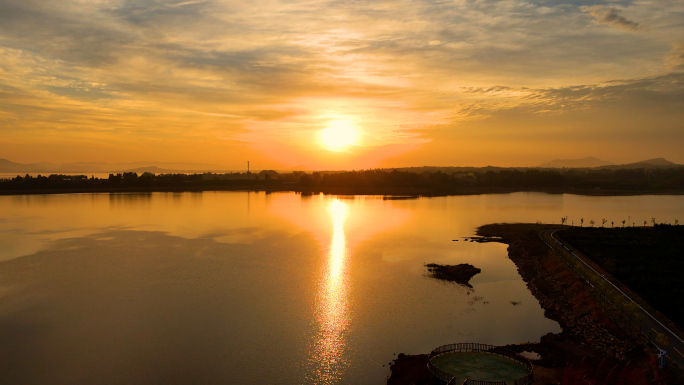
[4,167,684,197]
[2,185,684,196]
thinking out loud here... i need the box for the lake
[1,192,683,384]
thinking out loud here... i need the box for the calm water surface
[1,192,683,384]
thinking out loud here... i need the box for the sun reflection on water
[308,199,350,384]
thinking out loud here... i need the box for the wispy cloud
[383,72,684,167]
[666,42,684,70]
[583,6,640,32]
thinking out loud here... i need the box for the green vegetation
[556,225,684,328]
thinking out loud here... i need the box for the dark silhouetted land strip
[2,167,684,196]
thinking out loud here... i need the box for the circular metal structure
[427,343,533,385]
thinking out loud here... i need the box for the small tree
[675,219,679,226]
[644,220,647,227]
[602,218,607,227]
[611,221,614,227]
[622,220,626,228]
[580,218,584,227]
[590,220,595,227]
[561,217,567,225]
[652,217,656,226]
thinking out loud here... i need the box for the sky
[1,0,683,170]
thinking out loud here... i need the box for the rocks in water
[462,236,502,243]
[386,353,432,385]
[425,263,481,287]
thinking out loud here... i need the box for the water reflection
[309,199,351,384]
[5,192,683,384]
[108,192,153,207]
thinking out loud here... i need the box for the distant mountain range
[0,159,228,174]
[540,157,613,168]
[1,157,681,175]
[539,157,680,169]
[597,158,679,169]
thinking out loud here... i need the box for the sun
[319,120,359,152]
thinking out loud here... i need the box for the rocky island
[425,263,481,287]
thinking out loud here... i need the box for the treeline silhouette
[2,167,684,194]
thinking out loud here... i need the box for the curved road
[538,229,684,368]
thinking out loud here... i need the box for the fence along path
[539,229,684,368]
[427,343,533,385]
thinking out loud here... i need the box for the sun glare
[319,120,359,152]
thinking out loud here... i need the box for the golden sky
[1,0,683,169]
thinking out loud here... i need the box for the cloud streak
[583,6,639,32]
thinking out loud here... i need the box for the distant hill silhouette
[2,157,681,175]
[598,158,680,169]
[121,166,178,174]
[392,166,508,173]
[288,165,310,171]
[0,158,24,172]
[540,157,613,168]
[0,159,228,174]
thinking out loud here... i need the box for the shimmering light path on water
[308,200,351,384]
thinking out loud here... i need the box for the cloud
[0,0,683,166]
[583,6,639,32]
[381,71,684,166]
[452,72,684,123]
[666,42,684,70]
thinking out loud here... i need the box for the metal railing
[427,343,533,385]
